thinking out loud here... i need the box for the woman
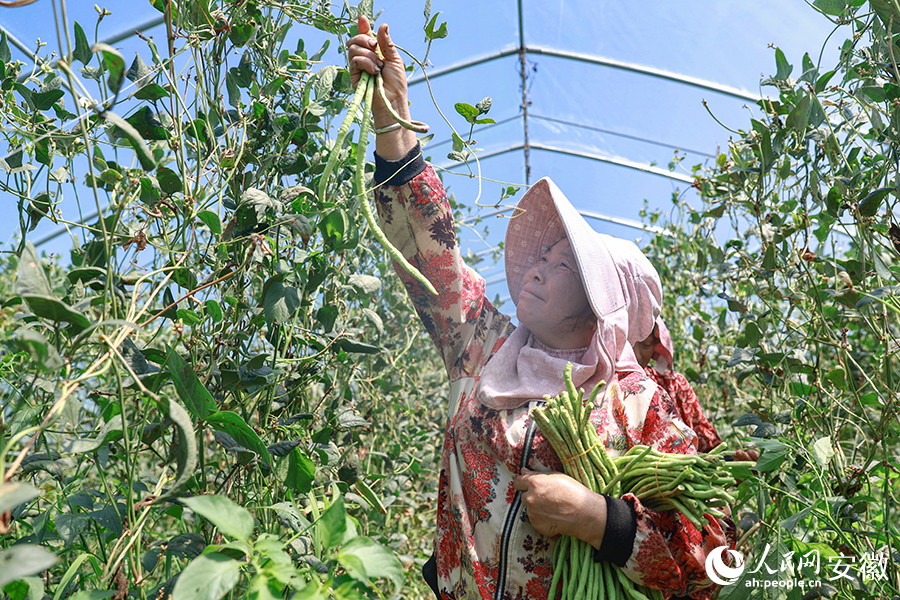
[632,318,723,454]
[348,17,734,600]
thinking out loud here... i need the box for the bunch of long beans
[317,63,437,295]
[531,363,664,600]
[532,363,750,600]
[613,442,751,529]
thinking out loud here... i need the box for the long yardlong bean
[319,70,438,295]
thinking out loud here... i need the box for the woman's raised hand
[347,16,417,159]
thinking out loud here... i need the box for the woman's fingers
[348,17,383,86]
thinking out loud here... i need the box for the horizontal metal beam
[409,45,761,102]
[440,142,695,184]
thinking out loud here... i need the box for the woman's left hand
[514,469,607,549]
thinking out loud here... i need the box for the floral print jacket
[645,367,723,455]
[373,146,735,600]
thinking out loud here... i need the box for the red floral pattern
[375,165,734,600]
[645,367,723,454]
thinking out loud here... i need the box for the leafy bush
[643,2,900,597]
[0,1,448,598]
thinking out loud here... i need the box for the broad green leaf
[152,399,198,501]
[21,295,91,332]
[102,111,156,171]
[229,23,255,46]
[3,576,44,600]
[347,274,381,295]
[318,208,358,251]
[0,482,39,514]
[262,281,300,326]
[859,187,893,217]
[425,12,448,40]
[181,495,254,542]
[813,0,846,15]
[197,210,222,235]
[206,410,272,467]
[13,328,64,371]
[73,22,91,65]
[15,242,52,297]
[126,53,152,87]
[454,102,479,124]
[337,536,403,593]
[0,545,58,587]
[31,90,64,111]
[0,31,11,64]
[286,448,315,493]
[774,47,792,80]
[93,43,126,95]
[157,166,183,195]
[317,489,347,548]
[451,132,465,153]
[163,349,216,420]
[205,299,223,323]
[123,106,168,140]
[171,553,242,600]
[811,436,834,467]
[134,83,170,101]
[60,415,123,454]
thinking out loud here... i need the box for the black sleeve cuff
[594,494,637,567]
[374,143,427,185]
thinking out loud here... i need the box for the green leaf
[286,448,315,493]
[451,132,465,153]
[134,83,170,101]
[103,110,156,171]
[206,411,272,468]
[0,482,39,514]
[262,281,301,326]
[67,592,116,600]
[164,349,217,420]
[31,90,64,111]
[811,436,834,467]
[424,12,448,40]
[197,210,222,235]
[859,186,893,216]
[229,23,255,46]
[454,102,479,124]
[60,415,123,454]
[347,274,381,295]
[181,495,254,542]
[318,489,347,548]
[73,22,91,65]
[123,106,168,140]
[337,537,403,593]
[154,396,198,503]
[21,295,92,332]
[171,553,242,600]
[15,242,52,297]
[0,30,11,64]
[774,47,792,81]
[93,43,126,95]
[0,545,58,587]
[157,166,183,195]
[205,299,223,323]
[813,0,846,15]
[13,328,64,371]
[125,53,152,87]
[318,208,359,252]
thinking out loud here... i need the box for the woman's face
[516,238,595,349]
[633,327,658,369]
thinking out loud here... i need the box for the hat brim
[504,178,625,320]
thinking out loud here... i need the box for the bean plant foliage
[642,1,900,597]
[0,0,452,598]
